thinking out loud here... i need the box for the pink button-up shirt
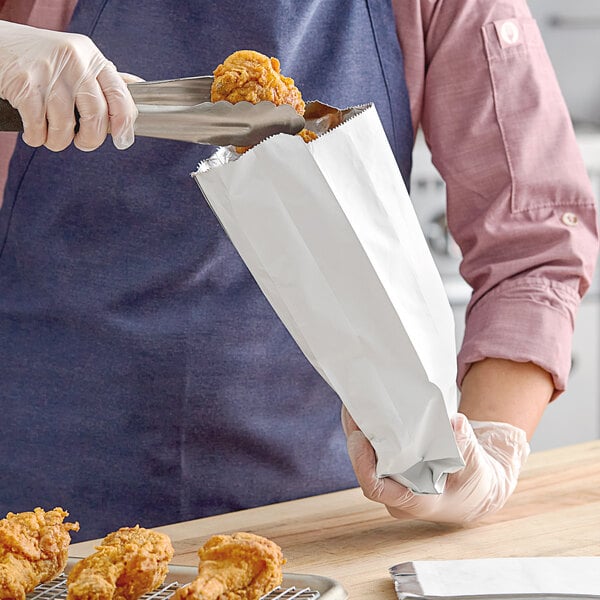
[1,0,598,396]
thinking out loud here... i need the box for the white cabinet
[527,0,600,128]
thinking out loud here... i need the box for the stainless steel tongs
[0,75,306,147]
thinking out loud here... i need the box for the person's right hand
[0,20,137,151]
[342,407,530,524]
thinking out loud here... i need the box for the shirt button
[561,212,578,226]
[500,21,520,45]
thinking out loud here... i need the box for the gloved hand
[0,20,137,151]
[342,406,530,524]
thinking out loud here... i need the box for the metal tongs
[0,75,307,147]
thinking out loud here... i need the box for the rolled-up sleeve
[394,0,599,394]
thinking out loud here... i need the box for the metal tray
[25,558,348,600]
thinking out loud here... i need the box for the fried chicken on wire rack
[66,525,174,600]
[211,49,317,151]
[173,532,285,600]
[0,507,80,600]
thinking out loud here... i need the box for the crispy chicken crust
[0,507,80,600]
[173,532,285,600]
[211,50,316,151]
[66,525,174,600]
[211,50,305,114]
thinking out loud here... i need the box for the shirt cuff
[457,277,580,397]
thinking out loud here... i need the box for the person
[0,1,597,540]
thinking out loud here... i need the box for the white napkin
[390,557,600,598]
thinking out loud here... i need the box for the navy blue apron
[0,0,413,540]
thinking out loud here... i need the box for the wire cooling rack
[25,574,321,600]
[261,587,320,599]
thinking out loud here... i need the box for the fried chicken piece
[211,50,305,113]
[0,507,80,600]
[66,525,174,600]
[173,532,285,600]
[297,129,318,143]
[211,50,316,151]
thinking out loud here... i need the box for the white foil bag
[193,104,464,494]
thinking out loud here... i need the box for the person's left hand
[341,406,530,524]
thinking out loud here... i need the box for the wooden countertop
[71,440,600,598]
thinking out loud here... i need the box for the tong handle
[0,98,23,132]
[0,76,214,132]
[0,98,83,133]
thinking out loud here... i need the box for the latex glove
[342,407,530,524]
[0,20,137,151]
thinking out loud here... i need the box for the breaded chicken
[66,525,174,600]
[173,532,285,600]
[211,50,305,113]
[0,507,80,600]
[211,50,317,151]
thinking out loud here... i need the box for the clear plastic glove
[0,20,137,151]
[342,406,530,524]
